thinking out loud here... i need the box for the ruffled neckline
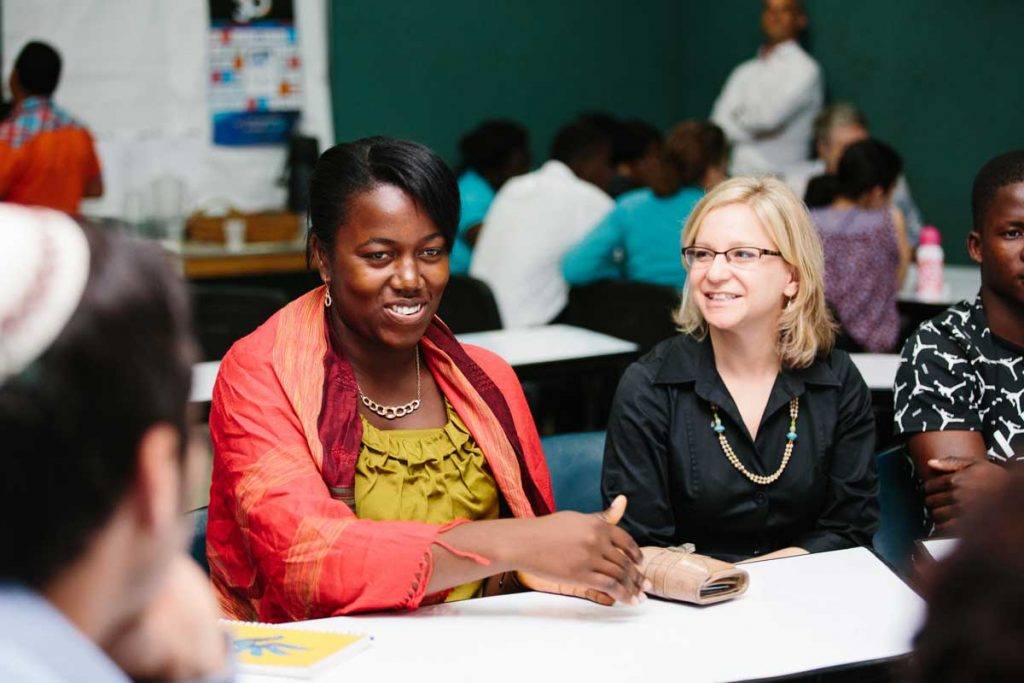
[359,400,475,464]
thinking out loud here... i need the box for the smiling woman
[602,176,879,562]
[206,137,647,621]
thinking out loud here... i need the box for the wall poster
[208,0,303,145]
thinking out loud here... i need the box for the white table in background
[457,324,638,369]
[191,361,220,403]
[240,547,924,683]
[189,326,637,404]
[851,353,901,392]
[899,264,979,307]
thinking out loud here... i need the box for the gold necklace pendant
[358,350,422,420]
[710,398,799,485]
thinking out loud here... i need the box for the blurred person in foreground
[0,205,228,681]
[449,119,530,274]
[0,41,103,214]
[912,468,1024,682]
[711,0,822,176]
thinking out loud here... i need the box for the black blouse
[601,334,878,562]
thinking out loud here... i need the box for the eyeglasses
[682,246,784,270]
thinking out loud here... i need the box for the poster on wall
[208,0,303,145]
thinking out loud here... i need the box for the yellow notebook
[226,620,372,679]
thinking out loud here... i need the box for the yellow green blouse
[355,401,499,601]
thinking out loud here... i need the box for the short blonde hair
[674,176,836,368]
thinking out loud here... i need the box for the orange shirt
[0,97,101,215]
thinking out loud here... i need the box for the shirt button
[754,491,768,506]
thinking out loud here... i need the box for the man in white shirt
[471,119,615,328]
[785,102,925,244]
[711,0,823,176]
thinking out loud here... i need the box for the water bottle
[916,225,944,301]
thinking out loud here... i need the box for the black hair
[14,41,62,97]
[808,138,902,206]
[664,120,727,187]
[617,120,663,164]
[911,470,1024,682]
[550,119,612,166]
[458,120,528,175]
[0,225,194,587]
[307,137,460,261]
[971,150,1024,231]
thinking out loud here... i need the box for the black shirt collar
[652,334,842,392]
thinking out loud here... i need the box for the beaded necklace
[710,397,798,485]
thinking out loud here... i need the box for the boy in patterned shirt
[894,150,1024,532]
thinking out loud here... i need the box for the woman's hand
[105,554,230,681]
[511,495,647,605]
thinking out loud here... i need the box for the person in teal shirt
[563,120,728,288]
[450,120,530,274]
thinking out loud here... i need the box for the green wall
[329,1,1024,264]
[678,0,1024,264]
[328,0,688,167]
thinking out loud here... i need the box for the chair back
[188,506,209,575]
[873,445,929,574]
[437,274,502,333]
[191,285,288,360]
[562,280,679,354]
[541,431,606,513]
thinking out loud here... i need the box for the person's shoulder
[461,343,519,391]
[784,41,821,71]
[616,187,654,210]
[816,347,865,389]
[219,291,320,378]
[629,334,698,383]
[912,299,977,351]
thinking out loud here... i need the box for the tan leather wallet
[641,544,749,605]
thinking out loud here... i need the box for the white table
[899,264,979,306]
[851,353,901,392]
[457,324,638,368]
[189,326,637,404]
[240,548,924,683]
[191,361,220,403]
[920,538,959,563]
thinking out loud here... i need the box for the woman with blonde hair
[601,176,878,562]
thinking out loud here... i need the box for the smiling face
[688,202,798,336]
[317,183,449,351]
[970,181,1024,310]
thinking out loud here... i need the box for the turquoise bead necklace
[710,397,799,485]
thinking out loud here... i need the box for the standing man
[711,0,822,176]
[0,41,103,214]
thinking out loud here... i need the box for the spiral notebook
[225,620,372,679]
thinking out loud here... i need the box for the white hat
[0,204,90,383]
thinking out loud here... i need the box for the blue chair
[188,506,209,575]
[873,445,929,574]
[541,431,606,513]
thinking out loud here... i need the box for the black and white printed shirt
[894,295,1024,462]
